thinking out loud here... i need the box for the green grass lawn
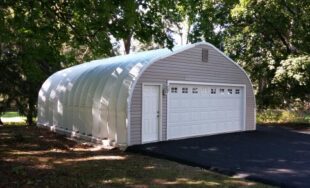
[1,111,26,125]
[0,125,274,188]
[1,111,21,118]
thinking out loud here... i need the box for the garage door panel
[168,84,244,140]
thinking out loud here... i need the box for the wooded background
[0,0,309,125]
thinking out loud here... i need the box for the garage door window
[228,89,233,94]
[220,88,225,94]
[235,89,240,94]
[171,87,178,93]
[192,88,198,94]
[182,88,188,93]
[211,88,216,94]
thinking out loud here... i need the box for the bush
[257,109,310,124]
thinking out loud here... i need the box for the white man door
[142,84,161,143]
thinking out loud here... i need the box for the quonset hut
[37,42,256,147]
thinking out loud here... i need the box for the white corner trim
[243,86,247,131]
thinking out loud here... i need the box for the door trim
[167,80,246,140]
[141,83,163,143]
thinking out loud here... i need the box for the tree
[177,0,238,48]
[225,0,310,108]
[54,0,178,57]
[1,0,309,122]
[0,1,67,125]
[0,0,181,125]
[274,56,310,108]
[106,0,179,54]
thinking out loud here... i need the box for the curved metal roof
[37,45,184,145]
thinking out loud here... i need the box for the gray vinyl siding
[130,44,256,145]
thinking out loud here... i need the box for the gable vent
[202,49,208,62]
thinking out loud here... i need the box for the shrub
[257,109,310,124]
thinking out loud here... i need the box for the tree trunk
[26,98,35,126]
[26,113,33,126]
[123,34,132,54]
[186,16,192,44]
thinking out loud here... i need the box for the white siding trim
[166,80,170,141]
[254,107,257,130]
[243,86,247,131]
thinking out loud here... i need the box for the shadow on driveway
[127,126,310,188]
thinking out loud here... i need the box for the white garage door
[167,84,244,140]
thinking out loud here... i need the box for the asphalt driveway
[128,126,310,188]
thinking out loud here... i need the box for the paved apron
[128,126,310,188]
